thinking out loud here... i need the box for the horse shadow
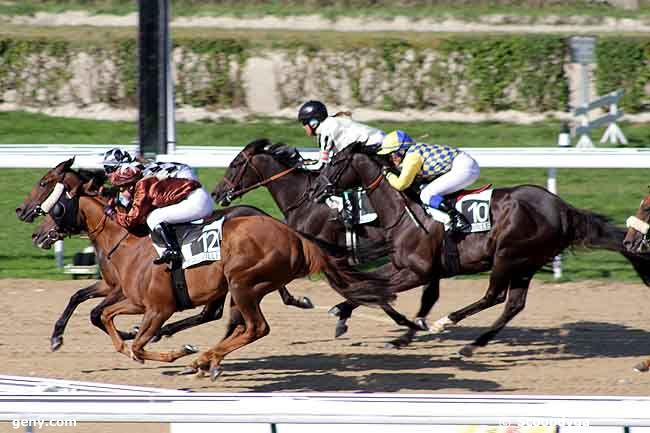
[174,352,510,392]
[411,320,650,363]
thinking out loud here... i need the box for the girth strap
[169,263,193,311]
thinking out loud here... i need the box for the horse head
[32,215,65,249]
[16,158,108,223]
[310,142,388,202]
[212,138,306,206]
[624,189,650,253]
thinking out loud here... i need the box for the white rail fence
[3,144,650,169]
[2,387,650,432]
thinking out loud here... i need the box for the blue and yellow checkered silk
[406,143,460,180]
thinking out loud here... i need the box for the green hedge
[0,33,648,113]
[596,37,650,113]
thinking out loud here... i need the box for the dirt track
[2,277,650,395]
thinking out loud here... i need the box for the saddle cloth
[151,217,225,269]
[426,187,493,233]
[325,189,378,225]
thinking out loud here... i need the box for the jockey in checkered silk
[377,130,481,233]
[102,148,213,264]
[297,100,385,170]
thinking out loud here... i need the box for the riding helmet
[103,148,133,173]
[298,100,328,126]
[377,130,415,155]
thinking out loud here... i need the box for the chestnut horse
[23,162,393,379]
[312,143,650,356]
[623,191,650,372]
[19,162,314,352]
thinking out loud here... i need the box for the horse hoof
[177,367,198,376]
[50,336,63,352]
[334,322,348,338]
[131,325,140,334]
[414,317,429,331]
[182,344,199,354]
[385,337,410,349]
[634,362,649,373]
[328,306,342,317]
[459,344,477,358]
[210,367,223,382]
[298,297,315,309]
[431,316,454,333]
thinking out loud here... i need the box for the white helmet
[103,148,133,173]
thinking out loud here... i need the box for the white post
[166,2,176,155]
[547,169,563,279]
[54,240,64,269]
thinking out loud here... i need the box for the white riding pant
[419,152,480,204]
[146,187,214,230]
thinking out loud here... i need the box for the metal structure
[138,0,175,157]
[574,89,628,148]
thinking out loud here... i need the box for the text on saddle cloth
[151,217,225,269]
[427,189,494,233]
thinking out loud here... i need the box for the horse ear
[55,157,75,174]
[82,177,101,196]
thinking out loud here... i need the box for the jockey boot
[438,199,471,233]
[153,223,182,265]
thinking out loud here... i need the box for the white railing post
[54,240,64,269]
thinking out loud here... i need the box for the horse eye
[39,180,47,187]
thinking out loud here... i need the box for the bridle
[221,151,297,203]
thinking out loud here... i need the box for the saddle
[407,183,494,234]
[150,211,227,310]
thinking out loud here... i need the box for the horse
[23,161,394,380]
[19,160,314,352]
[211,139,423,337]
[312,143,650,356]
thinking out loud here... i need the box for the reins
[228,166,297,200]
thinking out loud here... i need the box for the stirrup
[153,250,181,265]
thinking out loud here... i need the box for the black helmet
[298,100,328,125]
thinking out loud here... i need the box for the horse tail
[298,232,395,306]
[566,206,625,251]
[566,206,650,286]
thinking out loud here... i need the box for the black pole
[138,0,170,158]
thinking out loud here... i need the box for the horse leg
[432,268,510,333]
[50,280,110,352]
[459,275,531,357]
[154,296,226,342]
[385,279,441,349]
[188,289,270,381]
[130,309,199,363]
[328,300,359,338]
[99,298,145,359]
[89,288,138,341]
[278,285,314,309]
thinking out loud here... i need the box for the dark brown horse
[22,162,394,379]
[313,143,650,356]
[19,161,314,352]
[211,139,424,337]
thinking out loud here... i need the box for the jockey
[106,162,214,265]
[377,130,480,233]
[298,100,385,170]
